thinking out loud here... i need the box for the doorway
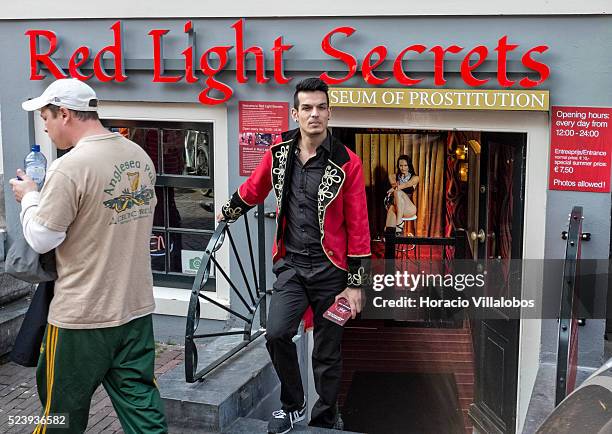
[332,126,526,434]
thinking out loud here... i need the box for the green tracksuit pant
[33,314,167,434]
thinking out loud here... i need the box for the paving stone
[0,374,14,385]
[86,407,116,433]
[0,385,18,397]
[0,346,183,433]
[89,395,113,414]
[15,394,38,409]
[108,419,122,430]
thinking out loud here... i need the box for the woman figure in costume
[385,155,419,234]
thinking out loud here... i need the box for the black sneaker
[267,402,306,434]
[334,413,344,430]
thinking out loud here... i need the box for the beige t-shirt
[33,132,157,329]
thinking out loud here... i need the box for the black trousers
[266,254,347,428]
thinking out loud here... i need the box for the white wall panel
[1,0,608,19]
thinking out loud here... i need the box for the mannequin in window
[385,155,419,234]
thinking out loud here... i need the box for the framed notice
[239,101,289,176]
[549,106,612,192]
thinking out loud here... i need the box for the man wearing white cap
[10,79,167,433]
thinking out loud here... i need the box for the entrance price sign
[239,101,289,176]
[549,106,612,192]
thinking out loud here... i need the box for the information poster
[549,106,612,192]
[239,101,289,176]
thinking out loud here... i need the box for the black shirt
[284,135,331,259]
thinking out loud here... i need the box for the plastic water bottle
[24,144,47,190]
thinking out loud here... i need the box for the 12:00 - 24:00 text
[556,129,600,137]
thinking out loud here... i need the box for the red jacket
[222,128,371,288]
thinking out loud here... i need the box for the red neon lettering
[362,46,389,85]
[232,19,269,84]
[320,27,357,85]
[26,20,553,103]
[460,45,489,86]
[272,36,293,84]
[24,29,67,79]
[199,46,234,105]
[68,46,93,80]
[182,21,198,83]
[393,44,425,86]
[495,36,518,87]
[93,21,128,83]
[520,45,550,87]
[149,29,182,83]
[430,44,464,86]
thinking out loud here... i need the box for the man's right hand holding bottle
[9,169,38,203]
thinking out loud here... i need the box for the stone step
[159,332,281,433]
[0,272,34,306]
[223,417,363,434]
[0,295,31,356]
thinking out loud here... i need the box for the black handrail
[383,229,469,265]
[555,206,591,405]
[184,205,267,383]
[383,229,468,327]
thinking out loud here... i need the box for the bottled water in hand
[24,144,47,190]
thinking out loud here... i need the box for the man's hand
[335,287,364,319]
[9,169,37,203]
[216,212,225,222]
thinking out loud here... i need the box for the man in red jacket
[220,78,370,433]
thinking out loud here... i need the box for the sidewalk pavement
[0,343,184,434]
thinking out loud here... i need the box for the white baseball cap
[22,78,98,112]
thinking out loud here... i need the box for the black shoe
[333,413,344,430]
[396,221,405,234]
[267,402,307,434]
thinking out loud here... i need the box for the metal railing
[184,205,267,383]
[383,229,468,326]
[555,206,591,405]
[384,230,467,263]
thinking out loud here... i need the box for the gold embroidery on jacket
[317,164,345,236]
[272,144,290,212]
[347,266,366,287]
[222,200,243,221]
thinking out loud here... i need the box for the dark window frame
[102,118,215,290]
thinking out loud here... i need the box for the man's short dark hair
[42,104,99,122]
[293,77,329,109]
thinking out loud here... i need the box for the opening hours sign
[549,106,612,193]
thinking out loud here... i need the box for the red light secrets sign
[549,106,612,193]
[25,20,551,106]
